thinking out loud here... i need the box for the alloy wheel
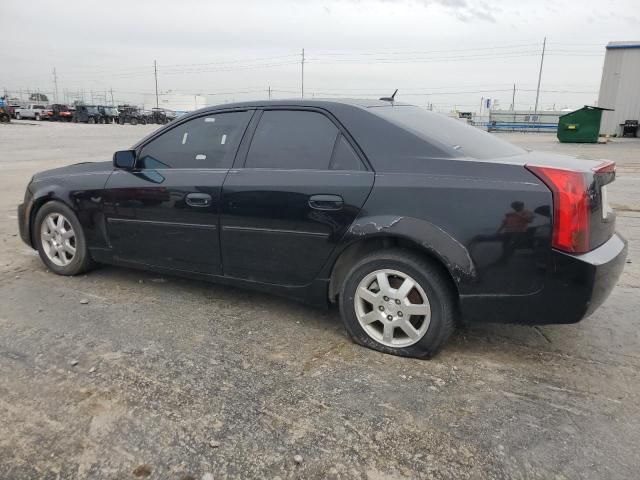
[354,269,432,348]
[40,213,76,267]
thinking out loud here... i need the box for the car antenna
[380,89,398,102]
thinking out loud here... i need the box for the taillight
[526,165,590,253]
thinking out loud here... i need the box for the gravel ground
[0,120,639,479]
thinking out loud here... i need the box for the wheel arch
[328,216,476,303]
[28,192,77,248]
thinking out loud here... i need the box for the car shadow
[21,256,600,364]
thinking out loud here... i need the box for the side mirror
[113,150,136,170]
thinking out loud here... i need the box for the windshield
[371,105,525,159]
[86,107,98,114]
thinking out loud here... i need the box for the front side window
[138,111,250,169]
[245,110,339,170]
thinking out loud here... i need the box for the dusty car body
[17,99,627,357]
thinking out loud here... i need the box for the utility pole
[534,37,546,115]
[301,48,305,99]
[268,85,271,100]
[511,83,516,111]
[52,67,59,103]
[154,60,159,109]
[110,88,114,106]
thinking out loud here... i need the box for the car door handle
[185,193,212,207]
[309,194,344,211]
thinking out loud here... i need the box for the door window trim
[233,107,372,171]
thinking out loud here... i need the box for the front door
[220,109,374,286]
[103,110,253,274]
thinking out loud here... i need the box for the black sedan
[17,99,627,358]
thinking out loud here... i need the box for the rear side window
[372,105,525,159]
[245,110,339,170]
[138,111,250,169]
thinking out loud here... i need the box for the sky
[1,0,639,112]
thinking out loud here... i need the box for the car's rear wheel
[130,118,138,126]
[88,117,95,124]
[34,201,94,276]
[35,113,41,121]
[339,249,456,358]
[15,112,21,120]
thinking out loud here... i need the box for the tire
[88,117,95,124]
[35,113,41,121]
[34,201,94,276]
[339,249,456,358]
[15,112,21,120]
[130,118,138,126]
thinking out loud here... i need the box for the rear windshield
[371,105,525,159]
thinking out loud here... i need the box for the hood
[32,161,113,181]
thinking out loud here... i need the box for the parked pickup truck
[15,104,48,121]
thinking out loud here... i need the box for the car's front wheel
[34,201,94,276]
[339,249,456,358]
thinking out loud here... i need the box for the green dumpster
[557,106,613,143]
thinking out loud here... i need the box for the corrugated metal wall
[598,46,640,135]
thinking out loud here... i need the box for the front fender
[26,172,113,250]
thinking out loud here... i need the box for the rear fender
[345,215,476,284]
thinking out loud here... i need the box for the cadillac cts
[17,100,627,358]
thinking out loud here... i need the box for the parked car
[8,103,21,119]
[17,99,627,358]
[148,107,174,124]
[47,104,74,122]
[72,105,102,124]
[15,104,48,120]
[118,105,146,125]
[97,106,119,124]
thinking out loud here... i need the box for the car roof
[197,98,412,112]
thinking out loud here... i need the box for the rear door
[220,108,374,285]
[103,110,253,274]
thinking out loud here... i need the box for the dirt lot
[1,120,639,479]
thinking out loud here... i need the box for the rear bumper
[460,233,628,325]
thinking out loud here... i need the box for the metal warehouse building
[597,41,640,136]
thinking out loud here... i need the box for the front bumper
[17,200,34,248]
[460,233,628,324]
